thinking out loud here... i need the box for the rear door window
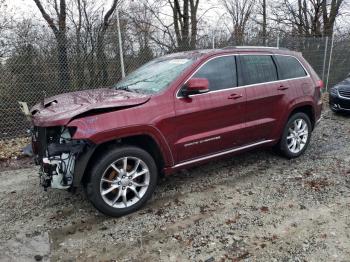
[239,55,278,85]
[192,56,237,91]
[274,55,307,79]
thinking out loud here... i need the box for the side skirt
[164,139,275,174]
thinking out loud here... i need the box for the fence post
[322,36,329,82]
[212,33,215,49]
[326,33,335,92]
[116,8,125,78]
[276,32,280,48]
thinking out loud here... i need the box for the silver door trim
[173,139,274,168]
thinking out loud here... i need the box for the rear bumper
[313,98,323,129]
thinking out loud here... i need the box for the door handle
[277,85,289,91]
[228,93,243,99]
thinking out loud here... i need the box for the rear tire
[85,146,158,217]
[277,112,312,159]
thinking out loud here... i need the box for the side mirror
[182,78,209,97]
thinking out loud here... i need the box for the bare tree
[32,0,70,88]
[67,0,85,89]
[143,0,178,51]
[126,2,154,60]
[322,0,344,36]
[81,0,99,87]
[271,0,322,36]
[0,0,13,58]
[261,0,267,45]
[253,0,268,45]
[272,0,344,37]
[221,0,256,45]
[96,0,118,85]
[169,0,200,51]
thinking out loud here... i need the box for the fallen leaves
[304,178,331,191]
[0,137,30,160]
[225,214,241,225]
[260,206,269,213]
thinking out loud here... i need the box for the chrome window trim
[176,53,311,99]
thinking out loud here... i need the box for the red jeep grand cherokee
[31,47,323,216]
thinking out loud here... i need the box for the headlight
[330,87,338,96]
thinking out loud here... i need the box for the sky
[3,0,226,28]
[2,0,350,36]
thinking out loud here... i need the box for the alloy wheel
[286,118,309,154]
[99,157,150,208]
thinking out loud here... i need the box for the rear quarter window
[275,55,307,80]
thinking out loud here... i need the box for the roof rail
[222,46,290,51]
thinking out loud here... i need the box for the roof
[163,46,299,60]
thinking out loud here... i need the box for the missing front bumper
[36,139,87,190]
[39,154,76,190]
[32,126,96,190]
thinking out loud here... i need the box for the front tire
[277,112,312,159]
[85,146,158,217]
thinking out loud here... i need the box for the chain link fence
[0,33,349,140]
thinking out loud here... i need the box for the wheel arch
[272,102,315,145]
[76,130,173,187]
[287,104,315,130]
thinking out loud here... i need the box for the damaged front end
[32,126,91,190]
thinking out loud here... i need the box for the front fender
[68,116,174,165]
[93,125,174,166]
[69,125,174,186]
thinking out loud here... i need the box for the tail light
[317,80,324,90]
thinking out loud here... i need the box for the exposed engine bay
[32,126,87,190]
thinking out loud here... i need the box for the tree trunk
[74,0,84,90]
[57,32,70,88]
[262,0,267,45]
[322,0,343,37]
[181,0,190,50]
[171,0,199,51]
[190,0,199,49]
[96,33,108,86]
[96,0,118,86]
[32,0,70,89]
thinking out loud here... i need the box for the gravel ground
[1,107,350,262]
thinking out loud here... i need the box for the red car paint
[31,88,150,126]
[31,48,322,178]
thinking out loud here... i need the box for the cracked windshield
[114,57,195,94]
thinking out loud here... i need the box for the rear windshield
[114,57,195,94]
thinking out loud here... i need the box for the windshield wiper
[115,78,153,90]
[116,85,143,94]
[117,86,133,92]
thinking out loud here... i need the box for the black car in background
[329,73,350,113]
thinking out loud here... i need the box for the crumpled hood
[31,88,150,126]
